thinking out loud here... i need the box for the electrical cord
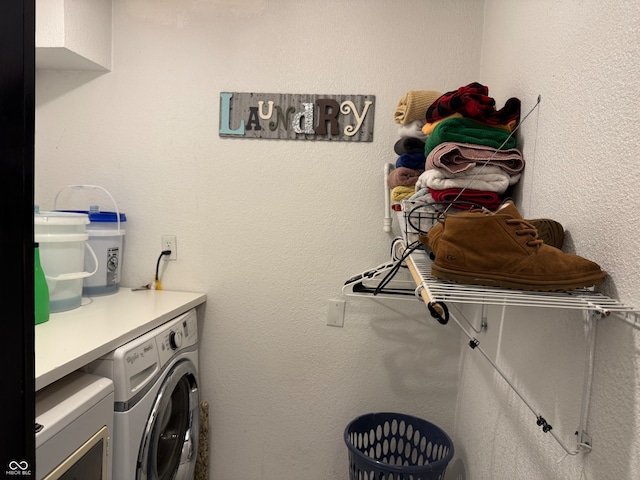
[154,249,171,290]
[373,240,422,296]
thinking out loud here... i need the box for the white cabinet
[36,0,112,71]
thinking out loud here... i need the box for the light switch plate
[326,299,345,327]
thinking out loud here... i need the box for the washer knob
[169,330,183,350]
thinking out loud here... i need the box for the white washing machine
[86,308,200,480]
[35,371,114,480]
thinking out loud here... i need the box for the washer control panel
[85,308,198,403]
[157,309,197,365]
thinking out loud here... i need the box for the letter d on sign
[219,93,245,135]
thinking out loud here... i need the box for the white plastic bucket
[81,209,126,296]
[54,185,126,296]
[34,211,98,313]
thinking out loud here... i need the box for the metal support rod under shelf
[403,248,616,454]
[576,310,597,452]
[344,241,640,456]
[446,307,586,456]
[609,310,640,330]
[448,302,488,334]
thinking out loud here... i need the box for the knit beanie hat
[393,136,426,155]
[394,90,442,125]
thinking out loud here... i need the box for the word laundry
[219,92,375,141]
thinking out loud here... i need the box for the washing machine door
[137,359,199,480]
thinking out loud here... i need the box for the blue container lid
[57,209,127,223]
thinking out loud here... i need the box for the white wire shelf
[344,240,640,454]
[404,246,640,455]
[408,249,640,327]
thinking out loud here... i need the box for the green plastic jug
[35,242,50,324]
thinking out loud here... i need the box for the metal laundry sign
[219,92,375,141]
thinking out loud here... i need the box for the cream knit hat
[394,90,442,125]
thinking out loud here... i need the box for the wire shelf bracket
[404,247,640,455]
[343,242,639,455]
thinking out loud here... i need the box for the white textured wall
[450,1,640,479]
[36,1,639,478]
[34,1,483,479]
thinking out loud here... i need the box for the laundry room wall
[448,1,640,479]
[34,1,482,479]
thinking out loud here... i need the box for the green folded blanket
[424,117,516,157]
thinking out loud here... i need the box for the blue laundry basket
[344,412,454,480]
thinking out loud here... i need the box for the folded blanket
[422,114,516,135]
[387,167,424,188]
[416,165,520,194]
[395,152,426,170]
[405,192,469,215]
[426,82,521,127]
[409,188,429,201]
[421,113,463,135]
[424,117,517,157]
[394,136,426,155]
[428,187,503,210]
[427,142,524,175]
[391,185,416,201]
[397,120,428,141]
[394,90,442,125]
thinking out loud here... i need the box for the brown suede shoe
[419,208,565,251]
[528,218,565,250]
[427,201,606,291]
[418,218,444,253]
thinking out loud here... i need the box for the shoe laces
[506,218,543,247]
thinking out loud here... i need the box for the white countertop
[35,288,206,391]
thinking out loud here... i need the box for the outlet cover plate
[327,299,345,327]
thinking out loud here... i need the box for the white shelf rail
[409,249,640,327]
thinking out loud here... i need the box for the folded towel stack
[413,83,524,210]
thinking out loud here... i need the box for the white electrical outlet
[326,299,345,327]
[161,235,177,260]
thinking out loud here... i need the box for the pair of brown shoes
[420,201,606,291]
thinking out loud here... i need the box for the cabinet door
[0,0,36,472]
